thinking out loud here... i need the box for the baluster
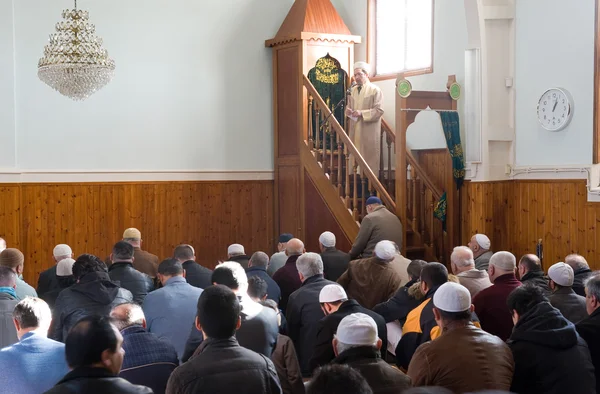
[344,147,350,208]
[308,96,314,150]
[323,123,329,176]
[361,174,367,219]
[379,128,384,181]
[412,177,418,231]
[429,194,435,247]
[315,109,321,162]
[337,137,342,195]
[330,126,335,179]
[420,181,426,242]
[387,135,393,193]
[352,162,359,220]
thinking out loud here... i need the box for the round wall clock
[397,79,412,98]
[448,82,461,100]
[537,88,574,131]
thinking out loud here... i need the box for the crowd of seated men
[1,224,600,394]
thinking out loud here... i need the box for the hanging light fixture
[38,0,115,101]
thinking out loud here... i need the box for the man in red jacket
[473,251,521,341]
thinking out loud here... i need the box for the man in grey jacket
[468,234,493,271]
[349,197,402,260]
[0,266,18,348]
[547,262,588,324]
[451,246,492,297]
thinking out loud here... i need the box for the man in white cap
[547,262,587,323]
[345,61,384,173]
[332,313,410,393]
[450,246,491,297]
[338,240,403,309]
[472,251,522,341]
[318,231,350,282]
[40,258,76,309]
[109,228,159,278]
[227,243,250,270]
[468,233,493,271]
[37,244,73,298]
[407,282,514,392]
[310,284,387,372]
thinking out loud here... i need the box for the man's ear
[109,253,114,262]
[332,337,339,357]
[469,304,475,313]
[12,318,20,332]
[101,349,113,368]
[131,256,135,262]
[182,269,187,278]
[593,296,600,308]
[142,318,147,329]
[432,307,441,322]
[375,338,382,351]
[195,316,202,332]
[235,316,242,330]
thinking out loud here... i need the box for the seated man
[273,238,305,313]
[40,258,76,310]
[338,240,403,309]
[517,254,550,293]
[286,253,336,377]
[143,258,203,361]
[349,197,403,260]
[45,315,152,393]
[310,284,386,372]
[0,298,69,394]
[407,282,514,392]
[268,233,294,277]
[0,248,37,300]
[566,253,593,296]
[307,364,373,394]
[450,246,491,297]
[246,251,281,303]
[108,241,154,305]
[173,244,213,290]
[166,285,281,394]
[182,262,278,362]
[467,234,493,271]
[547,262,587,324]
[111,303,179,394]
[332,313,411,393]
[37,244,73,298]
[576,273,600,393]
[248,276,269,302]
[227,244,250,269]
[508,284,595,394]
[318,232,350,282]
[50,254,133,342]
[0,266,19,348]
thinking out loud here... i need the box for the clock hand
[552,99,558,112]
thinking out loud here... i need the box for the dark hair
[437,309,472,323]
[65,315,119,368]
[519,254,542,273]
[197,285,241,339]
[13,297,51,329]
[174,244,195,261]
[247,276,268,300]
[307,364,373,394]
[507,283,547,316]
[407,260,428,281]
[250,251,269,268]
[211,266,240,289]
[0,266,16,287]
[72,254,107,280]
[112,241,134,261]
[158,258,184,276]
[420,262,448,288]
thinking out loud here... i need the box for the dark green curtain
[438,111,465,189]
[433,192,447,230]
[307,54,348,150]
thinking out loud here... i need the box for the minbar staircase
[303,76,447,263]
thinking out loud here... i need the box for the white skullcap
[319,284,347,303]
[548,262,574,287]
[336,313,378,346]
[354,61,371,75]
[53,244,72,257]
[433,282,471,312]
[474,234,491,250]
[319,232,336,248]
[228,244,245,255]
[489,251,516,271]
[56,258,75,277]
[374,240,396,260]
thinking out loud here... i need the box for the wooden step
[406,245,425,261]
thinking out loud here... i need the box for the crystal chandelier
[38,0,115,101]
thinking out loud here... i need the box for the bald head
[565,254,589,271]
[450,246,475,274]
[110,303,146,331]
[286,238,305,256]
[518,254,542,277]
[488,251,516,282]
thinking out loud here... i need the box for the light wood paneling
[461,180,600,270]
[0,181,274,286]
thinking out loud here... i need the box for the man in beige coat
[451,246,492,297]
[346,61,384,173]
[349,197,403,259]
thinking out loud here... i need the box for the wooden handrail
[380,117,442,201]
[303,75,396,212]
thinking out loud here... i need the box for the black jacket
[37,265,59,298]
[332,346,411,394]
[44,366,152,394]
[247,266,282,303]
[182,296,279,362]
[40,276,76,310]
[549,286,588,324]
[520,270,550,293]
[574,268,593,296]
[577,308,600,394]
[50,272,134,342]
[166,337,281,394]
[309,299,387,373]
[286,274,336,377]
[109,262,154,305]
[320,247,351,282]
[373,279,420,323]
[229,254,251,270]
[181,260,212,290]
[508,301,596,394]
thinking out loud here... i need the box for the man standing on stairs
[345,61,384,174]
[349,197,403,260]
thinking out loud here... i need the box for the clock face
[537,88,573,131]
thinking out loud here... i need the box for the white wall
[0,0,16,169]
[6,0,293,172]
[515,0,595,166]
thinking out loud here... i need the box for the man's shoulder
[135,249,159,261]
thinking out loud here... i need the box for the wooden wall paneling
[0,185,21,250]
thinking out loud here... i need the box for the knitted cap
[319,232,336,248]
[336,313,378,346]
[0,248,24,269]
[53,244,72,258]
[433,282,471,312]
[56,258,76,277]
[548,262,574,287]
[319,284,347,303]
[123,228,141,239]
